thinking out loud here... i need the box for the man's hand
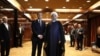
[78,32,82,34]
[59,41,61,44]
[38,35,43,39]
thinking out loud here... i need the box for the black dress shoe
[79,49,82,51]
[79,48,83,51]
[72,45,74,47]
[76,48,79,50]
[70,46,73,47]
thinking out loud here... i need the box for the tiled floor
[8,41,100,56]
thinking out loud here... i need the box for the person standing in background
[96,26,100,48]
[18,24,24,47]
[76,24,84,51]
[0,19,3,24]
[0,16,11,56]
[31,12,46,56]
[70,25,75,47]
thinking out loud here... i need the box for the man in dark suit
[76,24,84,51]
[17,24,24,47]
[70,25,75,47]
[0,16,10,56]
[31,12,46,56]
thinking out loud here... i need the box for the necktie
[39,20,42,26]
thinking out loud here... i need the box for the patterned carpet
[9,41,100,56]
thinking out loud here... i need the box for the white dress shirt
[19,27,22,34]
[4,23,9,30]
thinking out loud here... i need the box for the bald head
[78,24,82,28]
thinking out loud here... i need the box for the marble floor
[8,41,100,56]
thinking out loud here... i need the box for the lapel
[37,20,43,27]
[2,23,9,31]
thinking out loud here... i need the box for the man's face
[51,14,57,20]
[71,26,74,29]
[74,23,77,28]
[78,24,81,28]
[38,13,42,19]
[3,16,8,23]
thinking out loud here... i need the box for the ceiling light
[46,6,49,8]
[45,0,49,2]
[79,7,82,9]
[92,10,100,13]
[0,8,14,11]
[68,16,70,18]
[66,0,70,2]
[55,9,83,13]
[24,13,32,19]
[86,0,91,3]
[89,1,100,10]
[42,18,69,21]
[24,0,28,2]
[72,14,83,19]
[62,6,66,9]
[27,8,42,11]
[74,19,87,21]
[7,0,23,12]
[29,6,33,8]
[63,21,70,25]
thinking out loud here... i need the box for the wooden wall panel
[87,15,100,46]
[23,24,32,41]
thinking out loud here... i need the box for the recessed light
[45,0,49,2]
[24,0,28,2]
[79,7,82,9]
[66,0,70,2]
[29,6,32,8]
[68,16,70,17]
[27,8,43,12]
[55,9,82,13]
[62,6,66,9]
[46,6,49,8]
[86,0,91,3]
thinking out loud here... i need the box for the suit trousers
[1,40,10,56]
[32,38,43,56]
[76,37,83,50]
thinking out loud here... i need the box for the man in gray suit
[70,25,75,47]
[76,24,84,51]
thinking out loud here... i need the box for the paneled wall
[87,15,100,46]
[23,23,32,41]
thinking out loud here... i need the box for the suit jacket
[76,27,84,39]
[70,28,75,37]
[96,34,100,48]
[0,23,10,41]
[17,26,24,36]
[31,20,46,40]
